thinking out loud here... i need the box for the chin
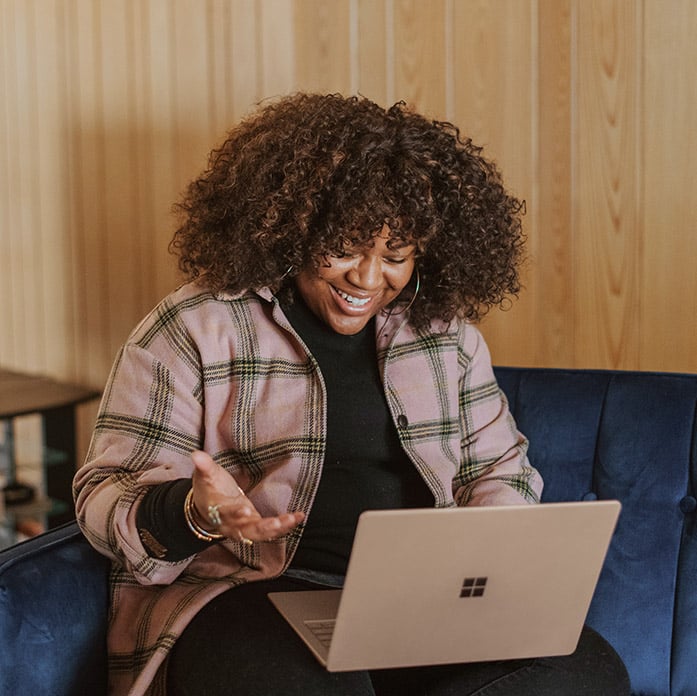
[326,315,372,335]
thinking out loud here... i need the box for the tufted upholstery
[495,367,697,696]
[1,366,695,695]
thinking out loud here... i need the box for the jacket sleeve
[73,333,208,586]
[453,325,543,506]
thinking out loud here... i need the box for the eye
[330,250,359,260]
[384,256,409,265]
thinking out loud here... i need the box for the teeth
[336,288,370,306]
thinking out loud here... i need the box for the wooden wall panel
[2,0,697,460]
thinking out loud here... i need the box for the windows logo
[459,577,487,598]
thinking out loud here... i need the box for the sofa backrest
[495,367,697,696]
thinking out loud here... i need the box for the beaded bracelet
[184,488,225,542]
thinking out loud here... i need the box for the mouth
[333,286,373,309]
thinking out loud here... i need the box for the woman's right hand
[189,450,305,543]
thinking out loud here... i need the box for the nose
[348,254,382,290]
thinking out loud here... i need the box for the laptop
[268,500,620,672]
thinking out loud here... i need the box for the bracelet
[184,488,225,542]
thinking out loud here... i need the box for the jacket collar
[213,285,455,350]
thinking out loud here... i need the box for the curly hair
[170,93,525,329]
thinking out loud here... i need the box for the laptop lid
[269,500,621,672]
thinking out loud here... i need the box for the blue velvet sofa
[1,366,695,695]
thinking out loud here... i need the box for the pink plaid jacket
[74,282,542,695]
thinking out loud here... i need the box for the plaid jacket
[74,282,542,695]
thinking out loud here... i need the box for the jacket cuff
[136,478,215,561]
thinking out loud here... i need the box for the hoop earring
[279,265,294,281]
[389,269,420,316]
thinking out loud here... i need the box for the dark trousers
[167,576,630,696]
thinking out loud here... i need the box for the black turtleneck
[281,293,434,575]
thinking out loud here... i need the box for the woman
[74,93,629,695]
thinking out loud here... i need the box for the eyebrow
[385,241,416,252]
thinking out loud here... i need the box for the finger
[229,505,257,520]
[205,498,258,534]
[233,511,305,542]
[215,491,261,518]
[221,506,259,528]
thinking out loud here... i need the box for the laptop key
[304,619,336,647]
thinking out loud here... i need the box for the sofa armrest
[0,521,110,696]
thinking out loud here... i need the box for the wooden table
[0,368,100,533]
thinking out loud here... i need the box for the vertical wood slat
[3,1,44,369]
[293,0,352,94]
[61,0,86,382]
[451,0,537,366]
[640,0,697,372]
[536,0,574,367]
[393,0,447,117]
[37,0,76,378]
[574,0,642,370]
[229,0,260,123]
[100,1,141,364]
[127,0,157,309]
[357,0,387,105]
[0,3,12,359]
[258,0,295,98]
[20,3,47,371]
[1,1,23,366]
[71,0,111,384]
[204,0,259,129]
[143,0,181,304]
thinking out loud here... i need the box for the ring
[236,530,254,546]
[207,504,222,528]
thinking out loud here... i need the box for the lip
[330,285,376,314]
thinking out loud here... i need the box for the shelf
[0,367,101,544]
[1,498,70,550]
[3,495,68,519]
[0,367,100,420]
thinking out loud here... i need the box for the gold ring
[236,530,253,546]
[207,504,222,528]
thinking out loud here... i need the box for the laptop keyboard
[304,619,336,647]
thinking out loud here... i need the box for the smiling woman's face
[294,225,416,335]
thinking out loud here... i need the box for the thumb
[191,449,218,479]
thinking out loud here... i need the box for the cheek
[318,259,349,281]
[294,272,320,308]
[391,263,416,291]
